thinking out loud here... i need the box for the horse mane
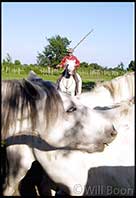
[31,79,65,130]
[2,79,64,139]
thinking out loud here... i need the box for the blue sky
[2,2,134,68]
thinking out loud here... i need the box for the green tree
[127,60,135,71]
[3,53,12,64]
[113,62,125,71]
[14,60,21,65]
[2,59,7,65]
[89,63,103,70]
[117,62,125,70]
[37,35,71,67]
[80,62,89,67]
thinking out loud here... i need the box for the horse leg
[73,72,79,95]
[56,75,63,89]
[3,145,35,196]
[19,160,58,196]
[18,161,40,196]
[37,174,55,196]
[3,167,29,196]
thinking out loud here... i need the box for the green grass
[2,72,59,82]
[1,72,117,92]
[2,65,126,91]
[2,70,120,82]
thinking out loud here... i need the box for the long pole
[73,29,94,50]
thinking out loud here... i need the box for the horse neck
[78,89,113,108]
[63,66,71,78]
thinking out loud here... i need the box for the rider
[56,48,80,95]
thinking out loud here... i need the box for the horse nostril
[111,131,117,137]
[111,125,117,137]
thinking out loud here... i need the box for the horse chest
[60,77,75,95]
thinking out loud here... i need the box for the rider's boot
[75,81,79,95]
[73,72,79,95]
[56,75,63,90]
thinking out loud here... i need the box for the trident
[73,29,94,50]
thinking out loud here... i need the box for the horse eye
[66,106,77,113]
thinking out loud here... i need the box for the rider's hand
[56,64,61,68]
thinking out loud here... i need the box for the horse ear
[21,79,41,99]
[27,70,41,81]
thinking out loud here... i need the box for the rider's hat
[67,48,74,53]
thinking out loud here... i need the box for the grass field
[2,65,126,91]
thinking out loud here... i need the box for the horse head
[64,60,76,78]
[2,73,117,154]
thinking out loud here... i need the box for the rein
[1,130,41,148]
[63,65,70,79]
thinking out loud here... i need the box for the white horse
[58,59,82,96]
[2,77,117,195]
[30,72,135,196]
[74,71,135,109]
[31,96,135,196]
[20,95,134,196]
[29,72,135,196]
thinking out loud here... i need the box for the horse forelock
[25,79,65,132]
[35,80,65,131]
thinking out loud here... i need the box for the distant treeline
[2,34,135,73]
